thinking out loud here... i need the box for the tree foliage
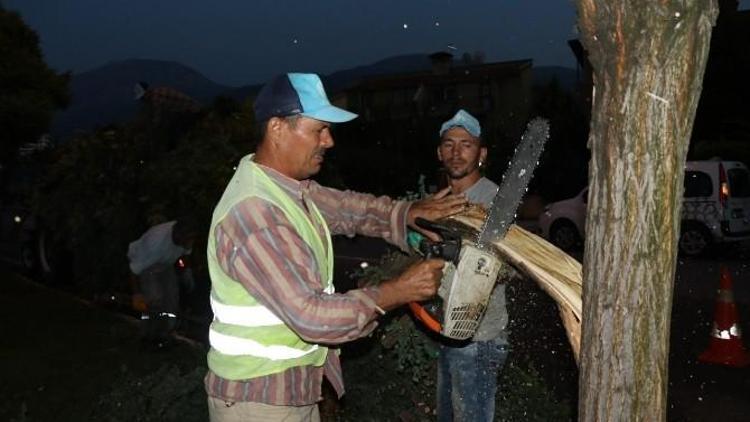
[34,100,254,293]
[0,5,69,170]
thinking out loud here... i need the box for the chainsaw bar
[477,117,549,246]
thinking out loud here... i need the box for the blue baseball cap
[253,73,358,123]
[439,109,481,138]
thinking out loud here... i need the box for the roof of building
[341,58,533,92]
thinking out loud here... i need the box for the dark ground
[666,253,750,422]
[1,235,749,421]
[0,266,206,421]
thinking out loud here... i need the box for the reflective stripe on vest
[210,294,283,327]
[210,286,335,327]
[209,328,319,359]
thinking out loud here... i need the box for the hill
[52,59,231,137]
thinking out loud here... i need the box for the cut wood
[446,206,583,364]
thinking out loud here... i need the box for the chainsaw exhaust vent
[445,303,487,339]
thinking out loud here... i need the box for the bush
[33,101,252,294]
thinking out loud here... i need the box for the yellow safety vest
[206,154,334,380]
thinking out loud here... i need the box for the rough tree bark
[574,1,718,420]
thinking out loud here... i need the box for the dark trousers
[140,264,180,341]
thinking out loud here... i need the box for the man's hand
[376,259,445,311]
[407,187,468,241]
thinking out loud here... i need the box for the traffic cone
[698,265,750,367]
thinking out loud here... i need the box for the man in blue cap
[204,73,468,421]
[435,109,509,422]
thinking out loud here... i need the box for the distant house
[134,82,202,114]
[328,52,534,194]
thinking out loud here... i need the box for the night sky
[6,1,750,87]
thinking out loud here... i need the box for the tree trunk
[574,1,718,420]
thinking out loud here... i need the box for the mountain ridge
[52,56,576,138]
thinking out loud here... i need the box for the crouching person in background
[128,219,196,349]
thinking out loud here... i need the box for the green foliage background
[34,100,253,293]
[0,5,71,139]
[0,5,69,189]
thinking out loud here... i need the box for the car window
[728,168,750,198]
[684,171,712,197]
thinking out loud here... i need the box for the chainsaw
[409,117,550,340]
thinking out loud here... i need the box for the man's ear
[480,146,488,164]
[437,145,443,162]
[267,117,284,144]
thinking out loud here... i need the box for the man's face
[279,116,334,180]
[437,127,486,180]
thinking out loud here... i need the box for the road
[668,246,750,422]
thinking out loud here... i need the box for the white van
[538,160,750,256]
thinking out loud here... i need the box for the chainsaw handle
[414,217,462,264]
[408,302,442,334]
[408,218,464,335]
[414,217,453,239]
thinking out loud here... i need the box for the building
[330,52,534,195]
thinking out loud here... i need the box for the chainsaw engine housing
[438,243,504,340]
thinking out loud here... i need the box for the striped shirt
[205,162,410,405]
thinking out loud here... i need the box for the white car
[538,160,750,256]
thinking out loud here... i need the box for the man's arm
[308,184,467,247]
[216,198,440,344]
